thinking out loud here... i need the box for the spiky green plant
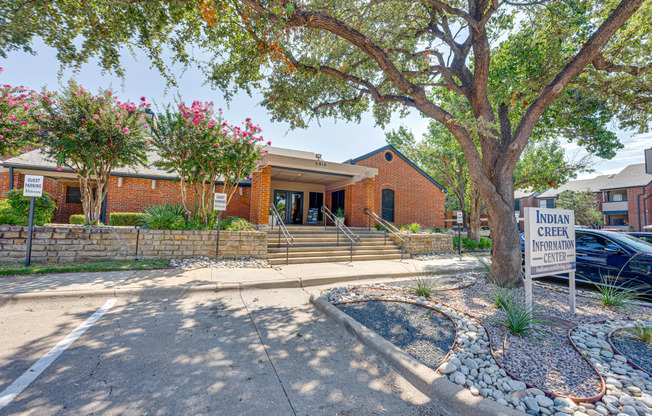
[591,252,645,307]
[410,276,436,298]
[491,285,513,310]
[496,298,548,338]
[630,324,652,343]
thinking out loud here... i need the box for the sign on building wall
[22,175,44,197]
[213,193,227,211]
[523,207,576,314]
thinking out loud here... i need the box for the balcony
[602,200,628,214]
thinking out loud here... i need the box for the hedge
[109,212,146,227]
[69,214,85,225]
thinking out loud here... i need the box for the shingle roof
[536,163,652,198]
[514,188,538,199]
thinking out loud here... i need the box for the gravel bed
[323,275,652,415]
[412,253,464,261]
[611,328,652,375]
[170,257,270,270]
[337,301,456,369]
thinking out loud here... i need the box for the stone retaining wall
[395,233,454,254]
[0,225,267,263]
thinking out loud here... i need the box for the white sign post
[213,193,228,260]
[523,207,576,315]
[456,211,463,256]
[23,175,44,267]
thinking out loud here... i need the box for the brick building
[0,145,446,228]
[534,163,652,231]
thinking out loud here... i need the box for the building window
[612,193,627,202]
[514,199,521,211]
[66,186,96,204]
[66,186,82,204]
[384,152,393,162]
[538,199,554,208]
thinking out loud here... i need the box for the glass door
[274,191,288,224]
[274,190,304,224]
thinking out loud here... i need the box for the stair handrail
[269,203,293,265]
[363,207,411,260]
[321,206,360,262]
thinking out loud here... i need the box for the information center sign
[523,207,576,314]
[524,207,576,277]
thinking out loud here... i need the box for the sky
[1,40,649,180]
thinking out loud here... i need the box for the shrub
[497,298,548,338]
[69,214,103,226]
[142,203,189,230]
[429,226,442,233]
[220,216,255,231]
[630,324,652,343]
[453,236,492,251]
[407,223,421,233]
[410,276,436,297]
[335,207,345,218]
[109,212,146,227]
[69,214,85,225]
[491,285,513,310]
[593,274,640,307]
[375,222,385,231]
[0,189,56,226]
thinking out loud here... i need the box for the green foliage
[410,276,436,298]
[0,189,56,226]
[142,203,189,230]
[454,236,492,251]
[0,259,168,277]
[374,223,385,231]
[109,212,146,227]
[491,285,513,310]
[334,208,345,218]
[593,274,640,307]
[495,293,548,338]
[220,216,255,231]
[0,81,41,158]
[69,214,85,225]
[150,102,266,226]
[429,226,443,233]
[555,190,603,228]
[630,324,652,343]
[406,223,421,233]
[33,80,150,224]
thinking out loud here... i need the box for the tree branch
[592,53,652,75]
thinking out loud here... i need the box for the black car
[520,229,652,294]
[629,232,652,244]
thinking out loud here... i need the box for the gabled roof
[598,163,652,190]
[345,145,446,192]
[514,188,539,199]
[537,175,610,199]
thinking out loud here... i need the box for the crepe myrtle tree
[4,1,652,286]
[0,68,41,158]
[150,101,268,226]
[34,81,150,224]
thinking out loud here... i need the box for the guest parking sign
[524,207,576,314]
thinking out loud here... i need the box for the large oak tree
[3,0,651,285]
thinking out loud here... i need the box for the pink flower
[93,114,99,119]
[266,141,271,146]
[199,171,205,175]
[123,127,130,135]
[56,167,63,171]
[140,96,146,101]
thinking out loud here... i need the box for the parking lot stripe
[0,298,117,411]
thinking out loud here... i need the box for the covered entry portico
[250,148,377,227]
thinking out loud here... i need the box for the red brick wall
[627,184,652,231]
[352,149,446,228]
[3,173,252,224]
[250,166,271,225]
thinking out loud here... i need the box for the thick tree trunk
[467,186,482,242]
[478,176,522,286]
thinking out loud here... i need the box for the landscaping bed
[323,274,652,415]
[170,257,270,269]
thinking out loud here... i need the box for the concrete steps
[266,226,404,265]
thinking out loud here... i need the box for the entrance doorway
[274,190,304,224]
[382,189,395,223]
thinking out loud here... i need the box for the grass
[491,284,513,310]
[410,276,437,297]
[497,299,548,338]
[0,259,170,277]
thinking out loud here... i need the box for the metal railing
[321,206,360,262]
[363,208,411,260]
[269,203,294,265]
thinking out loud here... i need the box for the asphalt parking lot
[0,287,445,416]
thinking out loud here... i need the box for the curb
[309,292,526,416]
[0,261,486,302]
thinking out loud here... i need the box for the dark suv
[520,229,652,294]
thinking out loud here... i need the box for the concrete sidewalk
[0,256,488,300]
